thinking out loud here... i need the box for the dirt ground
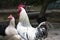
[0,29,60,40]
[44,29,60,40]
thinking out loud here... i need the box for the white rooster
[17,4,49,40]
[5,14,21,40]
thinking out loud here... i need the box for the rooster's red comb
[18,4,25,8]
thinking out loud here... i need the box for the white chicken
[17,4,49,40]
[5,14,21,40]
